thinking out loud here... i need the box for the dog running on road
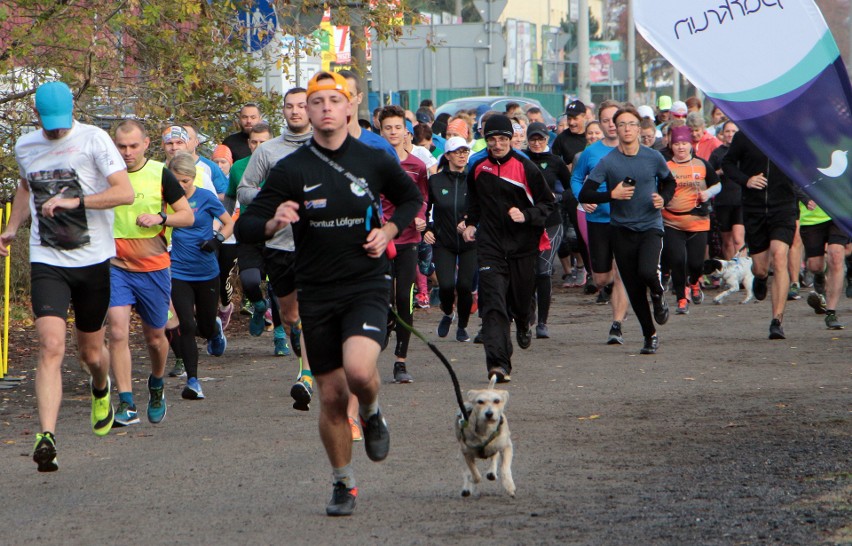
[454,375,515,498]
[703,255,755,305]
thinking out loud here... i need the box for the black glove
[200,232,225,253]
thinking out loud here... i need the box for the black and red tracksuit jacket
[465,148,556,260]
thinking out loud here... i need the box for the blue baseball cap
[405,120,414,134]
[35,81,74,131]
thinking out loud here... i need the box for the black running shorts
[264,248,296,297]
[31,260,111,332]
[743,208,797,254]
[299,286,391,376]
[800,220,850,259]
[586,221,615,274]
[714,205,744,232]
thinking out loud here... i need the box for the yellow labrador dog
[454,375,515,497]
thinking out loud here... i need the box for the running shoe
[393,362,413,384]
[147,377,167,424]
[240,299,253,316]
[349,417,363,442]
[91,377,114,437]
[264,308,274,331]
[676,298,690,315]
[207,317,227,356]
[607,321,624,345]
[561,270,576,288]
[690,282,704,305]
[801,270,815,289]
[32,432,58,472]
[473,329,483,344]
[437,313,454,338]
[456,327,471,342]
[326,481,358,517]
[825,312,844,330]
[113,401,140,427]
[807,292,827,315]
[583,280,598,295]
[812,273,826,295]
[787,282,801,301]
[488,367,511,383]
[414,292,430,309]
[769,318,786,340]
[640,335,659,355]
[573,267,587,287]
[535,323,549,339]
[217,302,234,331]
[274,336,291,356]
[429,286,441,306]
[651,295,669,326]
[168,358,186,378]
[181,377,205,400]
[595,290,610,305]
[753,276,768,301]
[249,299,268,336]
[360,410,390,461]
[291,375,313,411]
[516,327,532,349]
[289,320,302,356]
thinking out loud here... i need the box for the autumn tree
[0,0,412,198]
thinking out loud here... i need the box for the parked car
[435,96,557,128]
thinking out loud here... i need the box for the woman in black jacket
[524,122,571,338]
[424,137,477,342]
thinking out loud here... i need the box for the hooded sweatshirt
[236,127,314,250]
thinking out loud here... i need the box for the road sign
[472,0,507,21]
[236,0,277,52]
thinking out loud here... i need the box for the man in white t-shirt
[0,81,134,472]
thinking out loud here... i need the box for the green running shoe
[168,358,186,378]
[147,376,167,424]
[91,377,114,436]
[32,432,58,472]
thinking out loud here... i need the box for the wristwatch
[158,212,168,225]
[214,231,225,243]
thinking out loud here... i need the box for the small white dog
[454,375,515,498]
[703,256,755,305]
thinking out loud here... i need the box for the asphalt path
[1,284,850,545]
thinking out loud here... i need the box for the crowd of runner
[5,78,850,515]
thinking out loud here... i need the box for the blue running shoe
[181,377,205,400]
[249,300,268,336]
[113,401,140,427]
[147,376,167,424]
[207,317,227,357]
[274,337,291,356]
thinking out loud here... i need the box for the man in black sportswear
[462,114,555,382]
[235,71,421,517]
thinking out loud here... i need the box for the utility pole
[627,0,635,103]
[578,0,590,103]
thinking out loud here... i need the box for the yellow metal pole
[3,201,10,376]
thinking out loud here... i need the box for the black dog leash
[390,308,470,421]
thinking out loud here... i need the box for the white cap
[444,136,470,154]
[671,101,688,116]
[637,105,655,120]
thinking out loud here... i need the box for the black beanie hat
[483,114,514,139]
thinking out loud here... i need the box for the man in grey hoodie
[237,87,315,410]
